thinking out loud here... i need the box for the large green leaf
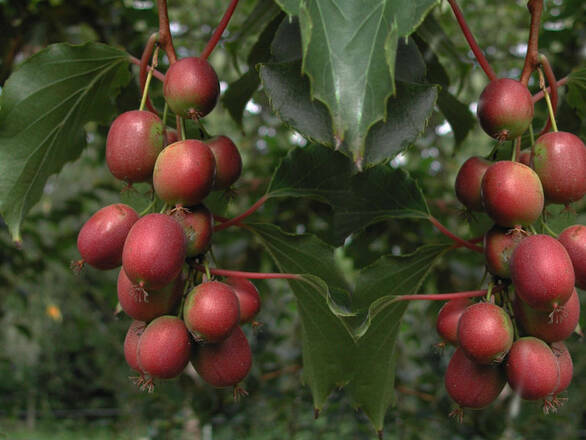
[0,42,131,241]
[298,0,439,167]
[566,66,586,120]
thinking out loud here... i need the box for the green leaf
[274,0,299,16]
[436,89,476,148]
[566,66,586,119]
[248,223,355,409]
[298,0,439,167]
[0,42,131,241]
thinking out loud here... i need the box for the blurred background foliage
[0,0,585,438]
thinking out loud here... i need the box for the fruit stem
[139,33,160,115]
[540,218,558,237]
[538,65,558,133]
[214,194,269,232]
[201,0,241,60]
[180,117,187,141]
[512,137,521,162]
[520,0,544,86]
[162,103,170,126]
[528,120,535,148]
[537,54,558,135]
[192,264,301,280]
[203,260,212,280]
[446,0,497,81]
[157,0,177,64]
[532,76,568,103]
[392,289,488,302]
[427,216,484,253]
[139,45,159,112]
[129,56,165,82]
[139,198,157,217]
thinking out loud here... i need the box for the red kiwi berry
[514,288,580,343]
[163,57,220,120]
[137,315,191,379]
[481,161,544,227]
[551,341,573,396]
[165,129,179,146]
[122,213,186,290]
[457,302,514,364]
[173,205,213,257]
[511,234,575,312]
[505,337,560,400]
[117,268,183,322]
[77,203,139,270]
[153,139,216,206]
[444,347,506,410]
[191,326,252,388]
[183,281,240,342]
[532,131,586,204]
[435,298,473,346]
[476,78,534,141]
[454,156,492,212]
[206,135,243,190]
[225,277,261,324]
[106,110,164,183]
[558,225,586,290]
[518,150,532,167]
[483,225,523,278]
[124,320,146,373]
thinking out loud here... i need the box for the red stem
[447,0,497,81]
[532,76,568,102]
[214,194,269,232]
[193,264,301,280]
[428,216,484,253]
[129,56,165,82]
[139,33,160,115]
[520,0,544,86]
[157,0,177,64]
[392,289,488,302]
[537,54,558,136]
[201,0,241,60]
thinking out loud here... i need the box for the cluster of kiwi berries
[75,56,260,392]
[438,77,586,417]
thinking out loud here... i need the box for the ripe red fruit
[558,224,586,290]
[191,326,252,388]
[518,150,532,167]
[444,347,506,409]
[117,269,183,322]
[457,302,513,364]
[173,205,213,257]
[435,298,473,346]
[106,110,164,183]
[551,341,573,395]
[511,234,575,311]
[206,136,242,190]
[514,288,580,343]
[183,281,240,342]
[483,225,522,278]
[163,57,220,119]
[153,139,216,206]
[165,129,179,145]
[454,156,491,211]
[124,320,146,373]
[225,277,261,324]
[476,78,534,141]
[481,161,544,227]
[122,213,186,290]
[532,131,586,204]
[77,203,139,270]
[137,315,191,379]
[505,337,560,400]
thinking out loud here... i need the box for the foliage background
[0,0,585,438]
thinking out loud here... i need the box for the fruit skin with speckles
[483,225,522,278]
[173,205,213,257]
[476,78,534,141]
[191,326,252,388]
[77,204,139,270]
[225,277,261,324]
[454,156,491,212]
[206,135,242,190]
[183,281,240,342]
[122,213,186,290]
[435,298,473,346]
[163,57,220,119]
[558,224,586,290]
[444,347,506,409]
[481,161,544,227]
[510,234,575,311]
[137,315,191,379]
[153,139,216,206]
[505,337,560,400]
[106,110,164,183]
[457,302,514,364]
[124,320,146,373]
[552,341,573,395]
[532,131,586,205]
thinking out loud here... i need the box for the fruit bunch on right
[438,77,586,419]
